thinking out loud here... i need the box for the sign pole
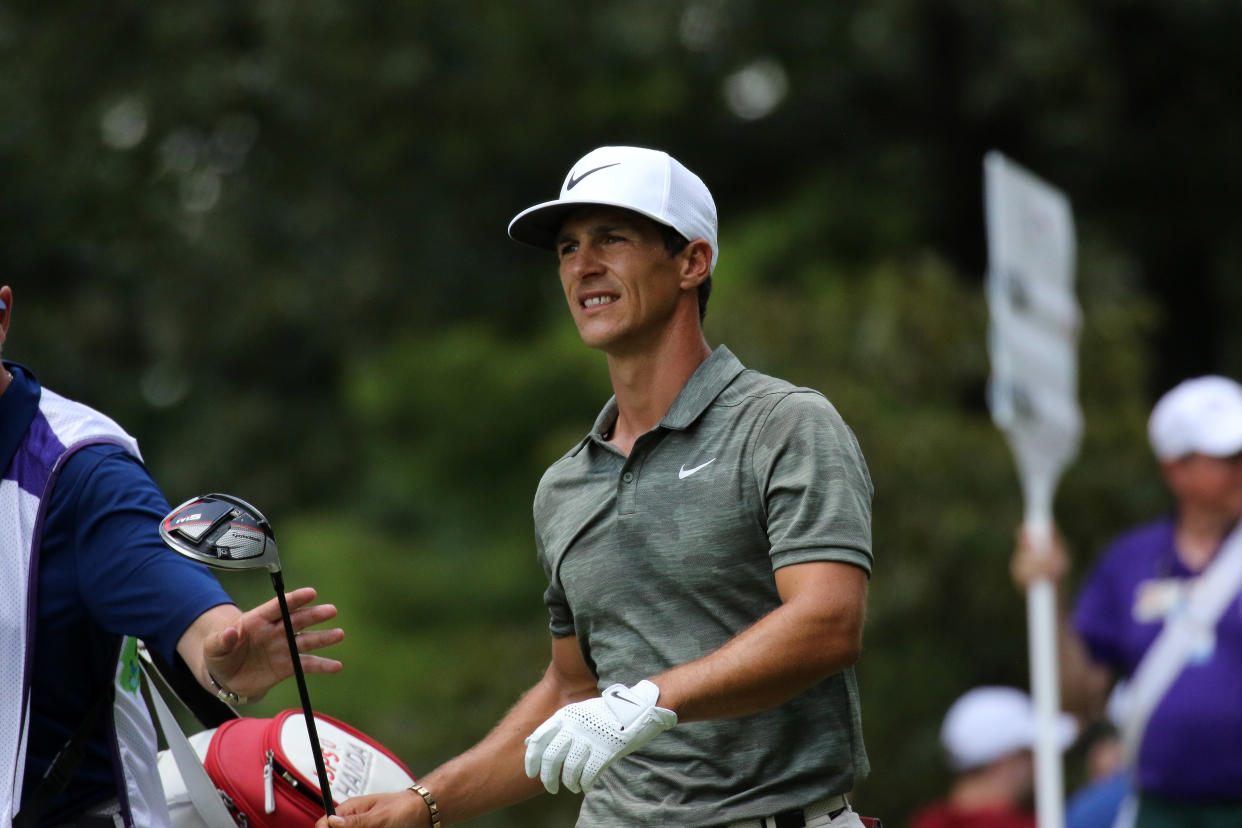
[1021,474,1065,828]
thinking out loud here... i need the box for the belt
[724,794,849,828]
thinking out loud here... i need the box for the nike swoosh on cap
[566,162,620,190]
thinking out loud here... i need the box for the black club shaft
[271,569,335,817]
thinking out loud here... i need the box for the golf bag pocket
[159,709,416,827]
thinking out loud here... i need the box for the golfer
[324,146,874,828]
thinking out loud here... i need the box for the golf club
[160,492,336,818]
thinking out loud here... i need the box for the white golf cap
[1147,375,1242,461]
[940,686,1077,771]
[508,146,719,272]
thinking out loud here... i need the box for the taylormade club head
[160,493,282,573]
[159,491,336,817]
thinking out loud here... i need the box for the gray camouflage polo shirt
[533,345,873,827]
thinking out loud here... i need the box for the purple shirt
[1074,516,1242,799]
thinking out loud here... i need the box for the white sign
[985,151,1083,517]
[984,151,1082,828]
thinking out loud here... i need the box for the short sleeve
[57,446,234,662]
[535,524,577,638]
[753,392,874,574]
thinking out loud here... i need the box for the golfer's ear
[679,240,712,290]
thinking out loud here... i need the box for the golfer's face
[555,207,684,354]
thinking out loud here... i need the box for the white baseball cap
[1147,375,1242,461]
[508,146,719,272]
[940,686,1077,771]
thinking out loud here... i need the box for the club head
[160,493,282,573]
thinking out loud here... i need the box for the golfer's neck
[605,333,710,456]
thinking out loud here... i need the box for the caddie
[0,284,344,827]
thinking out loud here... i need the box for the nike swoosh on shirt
[566,163,620,190]
[678,459,717,479]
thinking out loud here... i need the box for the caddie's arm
[177,587,343,705]
[651,559,867,721]
[321,634,598,828]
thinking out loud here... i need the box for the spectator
[1065,683,1130,828]
[909,686,1075,828]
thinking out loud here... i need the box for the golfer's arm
[176,603,245,693]
[419,635,599,825]
[651,560,866,723]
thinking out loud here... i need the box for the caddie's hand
[203,587,343,702]
[317,790,423,828]
[524,679,677,794]
[1010,526,1070,591]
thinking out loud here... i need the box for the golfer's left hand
[203,587,343,702]
[524,680,677,794]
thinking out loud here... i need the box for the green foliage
[343,322,612,536]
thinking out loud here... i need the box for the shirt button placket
[618,468,637,514]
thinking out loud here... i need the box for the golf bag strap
[147,648,238,729]
[13,685,114,828]
[139,659,238,828]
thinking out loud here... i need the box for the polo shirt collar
[660,345,746,430]
[0,362,42,473]
[570,345,746,456]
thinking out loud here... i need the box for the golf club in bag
[160,493,335,818]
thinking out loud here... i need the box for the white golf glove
[524,679,677,794]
